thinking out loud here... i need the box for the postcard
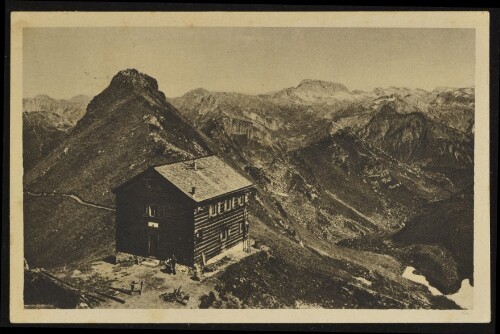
[9,11,491,323]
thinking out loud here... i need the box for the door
[148,230,159,258]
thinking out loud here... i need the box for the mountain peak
[182,88,210,98]
[98,68,167,102]
[69,95,91,104]
[82,69,168,125]
[33,94,54,101]
[297,79,349,93]
[109,68,160,92]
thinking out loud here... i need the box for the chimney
[191,187,196,196]
[193,161,197,171]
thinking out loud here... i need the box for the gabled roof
[153,156,253,202]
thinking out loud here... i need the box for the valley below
[23,69,474,309]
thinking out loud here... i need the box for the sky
[23,27,475,99]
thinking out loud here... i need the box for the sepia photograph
[7,10,492,324]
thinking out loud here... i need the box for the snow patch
[447,279,473,310]
[403,266,473,309]
[354,276,372,286]
[403,266,442,296]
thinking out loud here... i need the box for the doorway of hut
[148,230,159,258]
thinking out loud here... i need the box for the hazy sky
[23,27,475,99]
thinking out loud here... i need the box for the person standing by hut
[170,254,177,275]
[243,220,250,252]
[244,220,250,237]
[163,257,171,273]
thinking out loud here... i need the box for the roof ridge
[151,154,216,168]
[153,155,254,202]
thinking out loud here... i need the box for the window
[217,201,225,214]
[244,193,250,203]
[195,229,204,242]
[145,205,157,217]
[148,222,159,228]
[219,227,230,242]
[208,204,217,218]
[210,198,241,217]
[225,199,232,211]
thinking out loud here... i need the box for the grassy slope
[24,96,210,206]
[392,191,473,294]
[23,112,70,170]
[212,213,458,309]
[24,196,115,268]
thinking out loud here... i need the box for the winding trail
[324,190,379,229]
[25,191,115,211]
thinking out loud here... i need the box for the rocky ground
[32,243,259,309]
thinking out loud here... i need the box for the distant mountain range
[23,94,91,125]
[170,79,474,295]
[23,70,473,308]
[170,80,473,178]
[23,95,91,169]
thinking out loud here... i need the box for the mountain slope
[172,86,473,244]
[23,111,71,170]
[23,94,91,126]
[171,82,474,300]
[359,103,473,166]
[24,69,212,268]
[22,95,91,170]
[25,69,211,205]
[427,87,475,134]
[357,102,473,191]
[392,190,473,294]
